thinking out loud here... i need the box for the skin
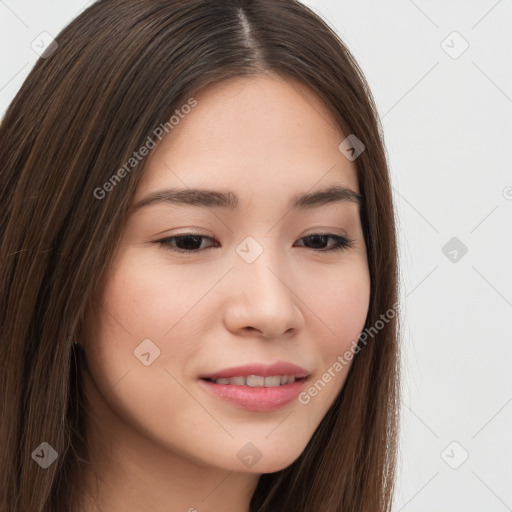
[78,74,371,512]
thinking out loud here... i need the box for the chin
[253,453,302,474]
[236,442,306,474]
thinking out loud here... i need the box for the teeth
[246,375,264,387]
[210,375,299,386]
[264,376,281,387]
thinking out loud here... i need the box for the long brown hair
[0,1,400,510]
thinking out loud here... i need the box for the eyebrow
[132,184,363,211]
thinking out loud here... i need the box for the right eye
[155,234,220,254]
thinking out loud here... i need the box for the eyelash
[155,233,355,255]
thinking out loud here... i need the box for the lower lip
[199,378,307,412]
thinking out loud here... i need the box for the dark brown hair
[0,1,400,510]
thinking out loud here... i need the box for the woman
[0,0,400,510]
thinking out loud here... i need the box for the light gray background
[1,1,511,510]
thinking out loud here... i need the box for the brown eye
[156,234,219,254]
[294,234,354,252]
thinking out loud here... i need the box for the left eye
[155,233,354,254]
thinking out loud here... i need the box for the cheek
[81,255,217,456]
[96,249,215,340]
[82,251,200,391]
[296,260,370,413]
[308,259,371,348]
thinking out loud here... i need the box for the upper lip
[199,361,309,380]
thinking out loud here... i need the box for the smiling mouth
[202,375,307,387]
[199,374,308,411]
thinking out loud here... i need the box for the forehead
[133,75,359,204]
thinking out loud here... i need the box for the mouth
[198,362,310,411]
[198,361,309,381]
[202,375,307,387]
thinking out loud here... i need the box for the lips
[198,361,310,411]
[198,361,309,381]
[199,377,307,412]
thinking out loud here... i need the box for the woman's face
[82,75,370,474]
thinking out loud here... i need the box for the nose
[222,246,305,339]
